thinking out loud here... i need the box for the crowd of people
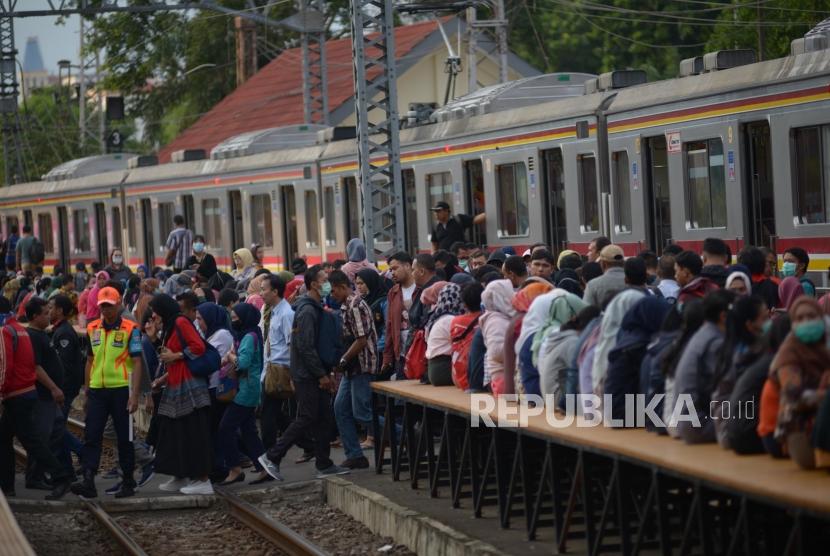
[1,208,829,501]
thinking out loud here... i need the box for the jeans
[60,393,83,473]
[334,373,373,460]
[82,387,135,482]
[266,379,334,471]
[0,394,71,493]
[26,399,66,483]
[218,403,265,470]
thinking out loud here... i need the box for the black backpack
[30,237,45,265]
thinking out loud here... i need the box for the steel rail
[216,488,330,556]
[82,501,148,556]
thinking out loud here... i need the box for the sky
[15,14,80,73]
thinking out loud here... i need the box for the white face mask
[112,256,124,265]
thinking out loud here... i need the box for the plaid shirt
[342,293,379,374]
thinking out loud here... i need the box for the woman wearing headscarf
[725,271,752,297]
[136,264,148,280]
[505,282,554,395]
[231,248,257,286]
[123,274,141,311]
[250,244,265,270]
[2,278,19,304]
[341,238,377,284]
[778,276,805,313]
[216,302,269,485]
[356,268,388,358]
[104,248,132,283]
[245,273,268,311]
[149,294,214,495]
[763,296,830,469]
[424,283,464,386]
[480,279,517,396]
[85,271,110,322]
[133,278,160,328]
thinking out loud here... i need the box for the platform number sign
[107,129,124,153]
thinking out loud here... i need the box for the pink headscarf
[421,281,448,307]
[85,270,110,321]
[778,276,804,312]
[246,294,264,311]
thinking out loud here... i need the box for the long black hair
[712,295,766,391]
[661,299,705,378]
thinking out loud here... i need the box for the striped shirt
[165,227,193,270]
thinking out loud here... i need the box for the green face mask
[761,319,773,335]
[320,281,332,298]
[794,319,825,344]
[781,261,797,277]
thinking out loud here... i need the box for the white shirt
[207,329,234,389]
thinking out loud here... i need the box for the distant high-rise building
[21,36,57,95]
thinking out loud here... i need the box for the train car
[0,40,828,284]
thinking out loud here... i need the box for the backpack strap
[454,315,480,342]
[3,324,17,351]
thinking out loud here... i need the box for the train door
[644,136,672,253]
[94,202,109,263]
[281,186,298,263]
[23,210,32,230]
[228,190,244,251]
[342,176,360,242]
[402,169,418,253]
[540,148,566,252]
[182,194,195,231]
[140,199,155,268]
[463,160,487,246]
[57,207,69,272]
[743,122,775,248]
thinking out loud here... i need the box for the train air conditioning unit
[679,56,704,77]
[793,17,830,55]
[128,155,158,169]
[589,70,648,93]
[171,149,207,163]
[702,50,756,73]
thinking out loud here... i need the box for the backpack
[450,314,479,390]
[404,329,428,380]
[174,321,221,379]
[30,237,45,265]
[316,306,344,369]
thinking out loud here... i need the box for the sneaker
[257,454,284,482]
[179,480,214,495]
[114,482,136,499]
[137,463,155,487]
[45,479,72,501]
[159,477,189,492]
[102,466,121,480]
[315,464,350,478]
[105,481,122,496]
[340,456,370,470]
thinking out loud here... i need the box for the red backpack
[404,329,428,380]
[450,313,480,390]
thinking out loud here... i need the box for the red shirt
[163,316,206,387]
[1,317,37,398]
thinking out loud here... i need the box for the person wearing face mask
[259,265,350,481]
[104,248,132,283]
[186,235,208,270]
[763,296,830,469]
[781,247,816,297]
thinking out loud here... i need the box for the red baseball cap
[97,287,121,307]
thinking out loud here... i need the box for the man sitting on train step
[429,201,485,252]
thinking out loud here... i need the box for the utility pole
[0,11,25,184]
[298,0,328,125]
[78,16,106,153]
[465,0,508,93]
[350,0,404,259]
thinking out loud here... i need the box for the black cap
[487,249,507,264]
[430,201,451,212]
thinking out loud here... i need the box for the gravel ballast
[15,510,121,555]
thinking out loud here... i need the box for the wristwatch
[339,357,348,369]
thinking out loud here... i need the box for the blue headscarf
[346,238,367,262]
[197,302,230,339]
[232,302,263,349]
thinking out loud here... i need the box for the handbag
[404,328,428,380]
[174,324,221,379]
[264,363,293,399]
[215,358,238,402]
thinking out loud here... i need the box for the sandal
[360,437,374,450]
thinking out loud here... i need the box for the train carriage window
[158,202,175,242]
[112,207,123,251]
[612,151,632,233]
[6,216,18,236]
[685,139,726,229]
[250,194,274,248]
[323,187,336,245]
[792,126,830,224]
[496,162,530,237]
[127,206,137,253]
[578,155,599,233]
[202,199,222,248]
[37,213,54,254]
[427,172,453,210]
[305,191,319,248]
[73,209,91,252]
